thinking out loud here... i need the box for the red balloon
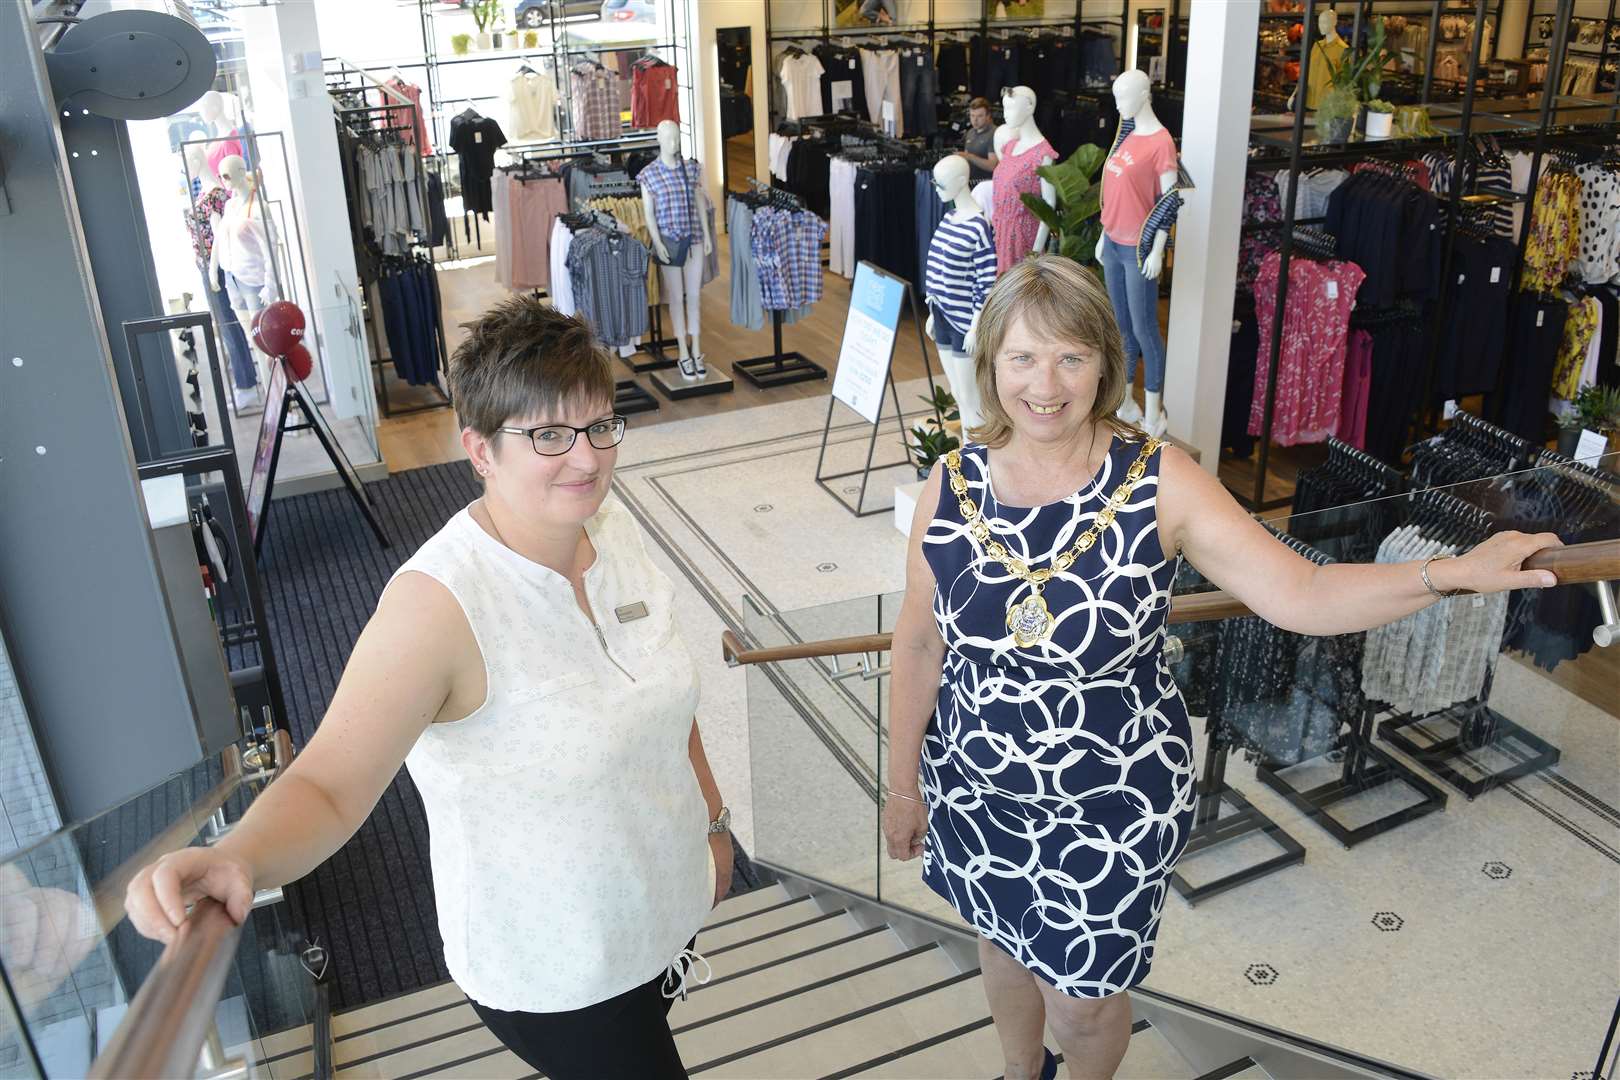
[282,342,313,382]
[252,327,270,354]
[259,300,306,356]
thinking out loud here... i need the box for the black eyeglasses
[497,415,627,457]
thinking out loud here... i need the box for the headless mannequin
[1094,70,1178,436]
[642,120,714,379]
[1288,10,1342,112]
[992,86,1057,259]
[923,155,988,430]
[210,155,276,392]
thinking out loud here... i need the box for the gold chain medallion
[946,438,1163,647]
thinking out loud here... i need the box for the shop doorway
[717,26,753,197]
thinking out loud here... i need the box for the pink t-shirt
[1100,129,1178,245]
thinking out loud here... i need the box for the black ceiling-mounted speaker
[44,2,217,120]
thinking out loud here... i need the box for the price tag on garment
[474,131,483,144]
[1325,280,1339,300]
[1457,273,1466,284]
[917,55,925,67]
[1443,399,1459,419]
[832,80,853,109]
[1575,428,1609,463]
[1537,310,1545,327]
[1490,266,1501,283]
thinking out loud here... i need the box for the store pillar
[1161,0,1258,474]
[237,2,377,425]
[0,4,205,821]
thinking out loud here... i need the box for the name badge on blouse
[615,601,649,623]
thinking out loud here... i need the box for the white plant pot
[476,32,493,49]
[1365,111,1393,139]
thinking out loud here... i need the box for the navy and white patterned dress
[920,433,1197,998]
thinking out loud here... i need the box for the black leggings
[470,968,687,1079]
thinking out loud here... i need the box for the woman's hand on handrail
[125,848,255,946]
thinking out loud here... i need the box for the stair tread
[675,947,959,1069]
[697,892,819,951]
[673,925,910,1027]
[703,883,792,927]
[692,966,988,1077]
[854,1015,1201,1079]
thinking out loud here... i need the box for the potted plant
[471,0,500,48]
[450,32,472,55]
[522,29,539,49]
[1020,142,1108,267]
[919,386,962,442]
[908,422,961,480]
[1316,16,1398,144]
[1569,383,1620,462]
[1364,98,1395,139]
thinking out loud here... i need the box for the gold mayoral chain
[944,437,1164,648]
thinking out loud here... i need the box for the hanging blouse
[1574,163,1620,285]
[1237,172,1281,296]
[1521,170,1583,294]
[1550,294,1601,401]
[1248,250,1366,447]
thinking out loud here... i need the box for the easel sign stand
[814,261,939,518]
[248,357,391,553]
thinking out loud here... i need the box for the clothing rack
[332,98,451,419]
[731,179,828,390]
[1233,0,1617,510]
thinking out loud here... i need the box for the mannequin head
[1000,86,1036,128]
[1319,7,1339,39]
[186,145,217,190]
[1112,69,1152,120]
[199,90,227,128]
[217,155,252,196]
[932,155,971,202]
[656,119,681,159]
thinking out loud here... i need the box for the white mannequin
[199,90,231,136]
[993,86,1057,257]
[210,155,276,389]
[1094,70,1178,435]
[641,120,714,379]
[923,156,987,430]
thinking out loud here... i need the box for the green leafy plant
[450,32,472,55]
[1574,383,1620,432]
[908,422,960,477]
[919,386,960,425]
[1366,98,1395,113]
[1020,143,1107,265]
[1322,15,1400,103]
[522,29,539,48]
[470,0,502,33]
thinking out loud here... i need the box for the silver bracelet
[885,789,924,805]
[1421,554,1461,599]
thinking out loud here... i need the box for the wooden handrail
[721,537,1620,667]
[87,899,243,1080]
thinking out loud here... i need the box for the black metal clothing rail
[1235,0,1618,513]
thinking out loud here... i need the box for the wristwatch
[707,806,731,835]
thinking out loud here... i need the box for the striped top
[924,209,997,336]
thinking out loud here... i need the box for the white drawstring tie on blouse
[661,947,712,1001]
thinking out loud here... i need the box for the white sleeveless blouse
[386,497,714,1012]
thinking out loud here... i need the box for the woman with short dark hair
[883,256,1557,1080]
[126,297,731,1080]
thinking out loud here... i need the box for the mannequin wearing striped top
[924,155,997,430]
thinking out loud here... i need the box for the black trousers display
[469,965,688,1080]
[1489,293,1569,442]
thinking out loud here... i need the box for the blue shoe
[1040,1047,1058,1080]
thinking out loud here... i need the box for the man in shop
[958,97,998,182]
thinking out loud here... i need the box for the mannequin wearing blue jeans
[1099,235,1166,397]
[859,0,897,22]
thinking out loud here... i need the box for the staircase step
[697,892,818,951]
[694,906,867,976]
[676,945,960,1070]
[1194,1058,1268,1080]
[690,966,988,1077]
[702,883,793,928]
[850,1016,1200,1079]
[674,925,910,1027]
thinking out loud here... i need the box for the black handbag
[652,159,696,267]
